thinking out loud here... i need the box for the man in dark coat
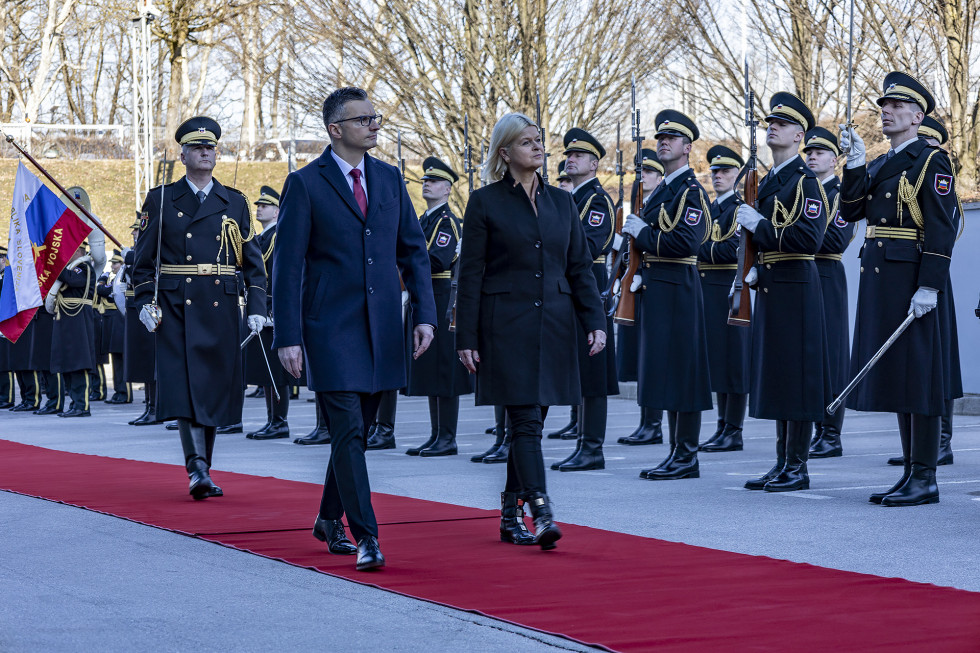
[96,250,132,404]
[403,156,472,457]
[551,128,618,472]
[803,128,853,459]
[245,185,290,441]
[735,92,830,493]
[49,244,98,417]
[839,72,961,506]
[697,145,751,453]
[273,87,436,571]
[621,110,713,481]
[133,116,267,500]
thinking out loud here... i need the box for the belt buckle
[197,263,213,276]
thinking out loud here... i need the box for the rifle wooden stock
[613,179,644,326]
[727,168,757,326]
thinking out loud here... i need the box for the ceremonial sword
[241,328,281,401]
[826,312,915,415]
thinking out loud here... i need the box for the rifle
[536,92,550,184]
[397,129,407,185]
[728,59,758,327]
[613,79,644,326]
[447,115,475,331]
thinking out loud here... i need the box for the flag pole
[1,131,123,248]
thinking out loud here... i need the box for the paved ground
[2,388,978,651]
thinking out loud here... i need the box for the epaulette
[800,165,818,178]
[224,186,249,203]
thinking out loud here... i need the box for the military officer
[48,242,98,416]
[803,127,852,458]
[618,149,666,447]
[556,160,573,192]
[840,74,961,506]
[621,111,713,480]
[403,157,473,456]
[133,116,267,500]
[735,92,830,492]
[245,185,291,441]
[122,219,161,425]
[884,115,959,468]
[549,128,618,472]
[697,145,750,453]
[96,250,132,404]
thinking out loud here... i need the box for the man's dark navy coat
[272,147,436,393]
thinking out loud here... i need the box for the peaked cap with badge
[706,145,743,170]
[563,128,606,159]
[654,110,699,142]
[175,116,221,146]
[640,149,664,174]
[255,185,281,206]
[877,71,935,115]
[557,160,571,181]
[766,92,815,132]
[918,116,948,145]
[803,127,840,157]
[420,156,459,184]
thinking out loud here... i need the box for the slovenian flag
[0,163,92,342]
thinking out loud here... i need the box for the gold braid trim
[425,215,462,262]
[54,266,93,321]
[577,193,617,252]
[896,150,937,230]
[658,188,690,233]
[825,192,841,228]
[698,189,712,244]
[771,176,806,229]
[956,192,966,241]
[262,232,276,264]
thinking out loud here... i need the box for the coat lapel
[872,141,923,185]
[317,146,364,221]
[171,178,200,223]
[364,154,383,223]
[188,179,229,225]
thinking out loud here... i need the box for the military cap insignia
[139,211,149,231]
[935,174,952,195]
[834,212,847,228]
[588,210,605,226]
[684,207,702,226]
[435,231,451,247]
[804,198,822,219]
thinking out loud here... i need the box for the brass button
[860,266,864,272]
[185,299,192,305]
[222,214,228,219]
[186,277,192,283]
[877,241,883,248]
[867,195,872,200]
[885,192,891,199]
[880,218,887,224]
[874,267,880,273]
[763,288,769,293]
[213,302,218,307]
[766,263,771,270]
[700,272,705,277]
[177,211,183,217]
[641,285,647,291]
[215,279,220,285]
[186,233,192,239]
[186,255,192,261]
[644,263,650,269]
[216,235,220,241]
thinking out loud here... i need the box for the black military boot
[294,401,330,445]
[699,393,728,450]
[420,397,459,457]
[253,387,289,440]
[408,397,440,455]
[937,399,954,465]
[177,419,221,500]
[640,411,677,478]
[525,492,562,550]
[882,414,940,507]
[745,421,787,490]
[551,437,582,470]
[765,421,811,492]
[246,389,275,439]
[644,411,700,480]
[810,423,824,449]
[810,407,844,458]
[872,413,913,503]
[559,396,606,471]
[482,430,512,464]
[499,492,535,545]
[620,407,664,445]
[131,383,162,425]
[700,394,745,452]
[473,408,507,462]
[366,423,395,449]
[546,405,578,439]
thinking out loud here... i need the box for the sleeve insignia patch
[935,174,952,195]
[684,207,702,226]
[834,212,847,228]
[804,198,822,218]
[588,210,605,227]
[139,211,149,231]
[435,231,451,247]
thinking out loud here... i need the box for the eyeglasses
[334,114,384,128]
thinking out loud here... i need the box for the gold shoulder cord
[658,188,690,233]
[896,150,937,230]
[54,265,93,320]
[426,216,460,249]
[261,232,276,276]
[825,192,841,228]
[770,176,805,229]
[577,193,617,251]
[218,188,256,267]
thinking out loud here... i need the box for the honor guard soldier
[621,111,713,480]
[556,160,573,192]
[122,218,160,425]
[551,128,618,471]
[0,248,13,409]
[617,149,666,447]
[28,300,62,414]
[403,157,473,456]
[47,242,98,416]
[697,145,750,453]
[803,128,852,458]
[840,74,961,505]
[245,185,291,441]
[96,250,132,403]
[735,92,830,492]
[133,116,267,500]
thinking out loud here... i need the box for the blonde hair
[481,112,537,184]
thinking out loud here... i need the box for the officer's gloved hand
[839,125,866,168]
[139,304,161,332]
[744,266,759,287]
[909,287,938,318]
[629,273,642,293]
[622,214,647,239]
[735,205,764,233]
[247,314,268,333]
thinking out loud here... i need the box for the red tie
[349,168,368,217]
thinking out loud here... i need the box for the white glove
[744,266,758,286]
[735,205,764,233]
[247,314,268,333]
[455,238,462,257]
[140,304,161,332]
[622,214,647,239]
[612,278,621,296]
[629,273,642,293]
[612,232,624,251]
[839,124,866,168]
[909,287,938,318]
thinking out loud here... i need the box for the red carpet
[2,439,979,652]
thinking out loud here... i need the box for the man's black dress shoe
[59,408,91,417]
[10,402,36,412]
[34,405,60,415]
[0,401,14,409]
[165,422,179,430]
[313,517,357,555]
[216,423,244,434]
[105,393,132,404]
[356,536,385,571]
[251,420,289,440]
[131,410,163,426]
[294,429,330,445]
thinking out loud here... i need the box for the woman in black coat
[455,113,606,550]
